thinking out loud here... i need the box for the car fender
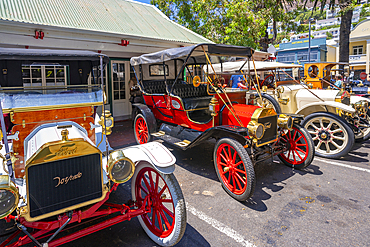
[295,101,355,116]
[350,95,370,104]
[117,142,176,174]
[132,103,157,133]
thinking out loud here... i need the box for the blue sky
[134,0,152,4]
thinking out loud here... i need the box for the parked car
[303,62,370,97]
[0,48,185,247]
[210,60,370,159]
[130,44,314,201]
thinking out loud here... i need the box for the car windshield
[0,85,103,110]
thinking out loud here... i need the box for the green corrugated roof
[0,0,210,44]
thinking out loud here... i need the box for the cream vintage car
[0,48,186,246]
[209,61,370,159]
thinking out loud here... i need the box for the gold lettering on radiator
[264,122,271,129]
[55,146,77,157]
[54,172,82,187]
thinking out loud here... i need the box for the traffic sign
[360,72,367,80]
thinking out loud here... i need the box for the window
[353,45,363,55]
[22,65,67,87]
[149,64,169,76]
[112,62,126,100]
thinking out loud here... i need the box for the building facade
[326,19,370,80]
[0,0,211,120]
[276,37,327,66]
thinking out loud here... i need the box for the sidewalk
[107,120,137,149]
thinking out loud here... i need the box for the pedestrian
[230,74,244,88]
[334,75,342,88]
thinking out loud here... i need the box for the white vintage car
[0,48,186,247]
[209,61,370,159]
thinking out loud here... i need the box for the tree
[152,0,295,50]
[305,0,360,72]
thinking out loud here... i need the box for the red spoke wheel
[134,114,151,144]
[278,123,314,170]
[132,162,186,246]
[214,138,255,201]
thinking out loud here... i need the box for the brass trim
[24,139,106,222]
[247,120,265,140]
[98,110,114,135]
[2,102,103,114]
[184,107,209,112]
[107,150,135,184]
[277,114,293,130]
[251,108,277,122]
[10,111,14,122]
[255,137,278,147]
[26,138,101,166]
[0,175,19,219]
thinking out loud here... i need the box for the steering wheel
[260,74,274,88]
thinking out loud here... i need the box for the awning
[0,48,109,64]
[206,61,302,74]
[130,43,270,66]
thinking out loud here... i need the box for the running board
[151,132,190,150]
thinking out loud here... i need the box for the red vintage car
[130,44,315,201]
[0,48,185,246]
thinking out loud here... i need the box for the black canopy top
[0,48,110,64]
[130,43,254,66]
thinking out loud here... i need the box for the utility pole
[308,18,314,63]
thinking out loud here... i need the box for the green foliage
[360,6,370,17]
[317,24,341,31]
[294,7,326,22]
[326,32,333,39]
[152,0,295,49]
[274,32,290,44]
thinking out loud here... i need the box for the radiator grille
[27,153,102,219]
[257,115,278,146]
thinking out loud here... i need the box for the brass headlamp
[0,175,19,219]
[353,101,368,114]
[277,114,293,130]
[247,120,265,140]
[209,97,218,117]
[99,110,114,135]
[107,150,135,184]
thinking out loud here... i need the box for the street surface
[2,121,370,246]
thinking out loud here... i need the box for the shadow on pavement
[242,159,323,212]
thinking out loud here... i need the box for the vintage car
[210,60,370,159]
[303,62,370,97]
[130,44,314,202]
[0,48,185,246]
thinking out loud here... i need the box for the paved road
[2,131,370,246]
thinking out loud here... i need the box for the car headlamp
[99,110,114,135]
[354,101,368,114]
[247,120,265,140]
[0,175,19,219]
[107,150,135,184]
[277,114,293,130]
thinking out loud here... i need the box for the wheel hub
[223,160,234,173]
[318,130,331,141]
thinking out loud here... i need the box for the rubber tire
[131,162,186,246]
[134,113,152,144]
[278,124,315,170]
[255,93,282,114]
[302,112,355,159]
[213,138,256,201]
[355,127,370,142]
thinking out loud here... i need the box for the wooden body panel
[9,106,95,178]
